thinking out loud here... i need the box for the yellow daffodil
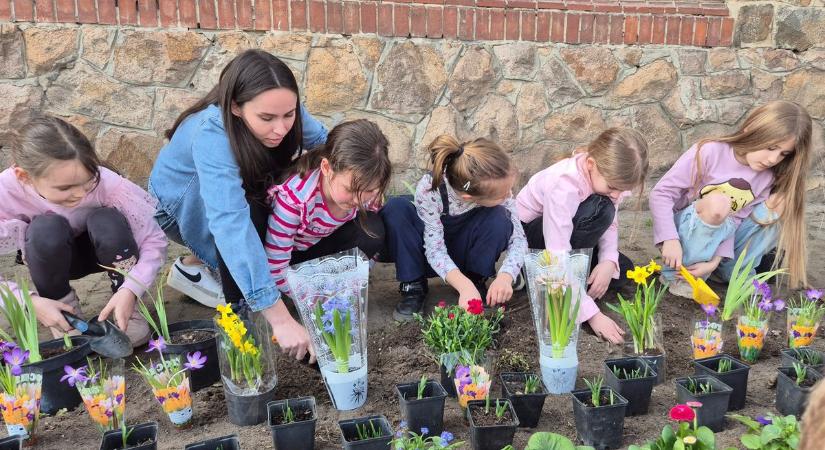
[647,260,662,274]
[627,266,650,286]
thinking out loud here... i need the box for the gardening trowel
[678,265,720,307]
[61,312,133,359]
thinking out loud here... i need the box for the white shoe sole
[167,264,226,308]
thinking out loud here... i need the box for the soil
[271,408,314,425]
[5,207,825,449]
[39,345,69,360]
[583,393,619,408]
[469,405,516,427]
[503,379,543,396]
[168,329,213,345]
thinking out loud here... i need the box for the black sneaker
[393,279,428,321]
[512,269,526,291]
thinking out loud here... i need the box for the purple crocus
[3,348,29,376]
[184,351,207,371]
[701,304,717,317]
[60,365,88,387]
[807,289,823,301]
[758,298,774,312]
[753,280,772,299]
[756,415,773,426]
[773,298,786,312]
[145,336,166,354]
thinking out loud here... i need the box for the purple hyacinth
[3,347,29,376]
[60,365,88,387]
[146,336,166,354]
[184,351,207,371]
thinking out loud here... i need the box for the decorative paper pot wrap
[0,367,42,440]
[74,358,126,433]
[286,249,370,411]
[692,319,723,359]
[451,352,493,409]
[524,248,592,395]
[787,308,819,349]
[736,316,768,363]
[143,357,193,427]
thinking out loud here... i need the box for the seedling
[612,364,649,380]
[686,377,713,394]
[793,362,807,386]
[523,375,540,394]
[63,333,73,351]
[355,420,382,440]
[495,399,507,419]
[416,375,427,400]
[282,403,295,424]
[793,348,823,366]
[583,376,609,407]
[717,358,732,374]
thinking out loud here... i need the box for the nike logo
[175,264,202,283]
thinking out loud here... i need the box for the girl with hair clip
[150,49,328,364]
[264,119,392,298]
[650,100,812,296]
[381,135,527,321]
[517,128,650,344]
[0,116,167,346]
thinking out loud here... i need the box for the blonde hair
[800,379,825,450]
[695,100,812,288]
[428,135,514,197]
[577,128,650,192]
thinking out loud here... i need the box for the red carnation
[437,300,447,308]
[669,404,695,422]
[448,313,455,319]
[467,299,484,315]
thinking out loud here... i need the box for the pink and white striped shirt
[264,169,356,298]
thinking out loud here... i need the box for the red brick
[608,14,623,44]
[701,5,729,17]
[56,0,75,22]
[476,0,504,6]
[343,1,359,34]
[35,0,56,22]
[706,16,721,46]
[443,5,457,38]
[273,0,290,30]
[76,0,95,22]
[236,0,253,29]
[593,13,608,43]
[720,16,733,46]
[197,0,217,28]
[425,6,441,37]
[676,3,703,15]
[578,12,594,43]
[253,0,272,30]
[0,0,12,21]
[138,0,157,26]
[651,14,665,44]
[97,0,116,24]
[409,5,424,36]
[159,0,177,26]
[489,8,504,39]
[508,0,535,8]
[624,14,638,44]
[377,2,392,36]
[361,1,377,33]
[679,16,693,45]
[665,16,680,44]
[550,11,563,42]
[13,0,33,21]
[445,0,474,6]
[416,0,445,4]
[475,7,489,39]
[327,0,343,33]
[536,10,549,41]
[393,4,409,36]
[535,0,565,10]
[457,7,473,40]
[564,13,578,43]
[290,0,307,30]
[593,3,621,13]
[566,1,592,12]
[119,0,138,25]
[504,9,519,40]
[521,10,535,40]
[217,0,234,28]
[692,16,707,46]
[637,14,651,44]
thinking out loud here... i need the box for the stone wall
[1,1,824,193]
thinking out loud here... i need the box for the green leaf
[696,426,716,447]
[661,424,676,442]
[761,424,782,444]
[729,414,762,431]
[525,432,577,450]
[741,434,761,449]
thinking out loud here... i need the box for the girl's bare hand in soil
[587,261,615,300]
[487,273,513,306]
[264,301,316,363]
[661,239,683,269]
[98,288,137,331]
[32,295,74,331]
[587,312,625,344]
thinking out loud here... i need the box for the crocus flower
[753,280,772,299]
[756,415,773,425]
[773,298,786,311]
[184,351,207,370]
[60,365,88,387]
[3,347,29,376]
[758,298,774,312]
[807,289,823,301]
[669,404,695,422]
[701,303,717,317]
[146,336,166,354]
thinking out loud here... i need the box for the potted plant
[268,396,317,450]
[674,376,733,432]
[693,354,750,411]
[786,289,825,349]
[60,357,125,433]
[729,414,800,450]
[0,346,42,442]
[607,261,667,384]
[286,250,372,411]
[524,249,593,394]
[466,397,519,450]
[499,372,547,428]
[337,414,392,450]
[0,281,91,415]
[571,376,628,449]
[184,434,240,450]
[390,423,463,450]
[776,363,823,417]
[214,304,277,425]
[691,304,723,360]
[0,435,22,450]
[99,421,158,450]
[603,357,656,416]
[780,347,825,373]
[133,337,205,428]
[628,403,716,450]
[396,375,448,436]
[453,356,493,410]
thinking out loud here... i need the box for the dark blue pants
[381,196,513,283]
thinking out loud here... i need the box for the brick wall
[2,0,734,46]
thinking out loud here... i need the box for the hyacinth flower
[0,346,41,440]
[691,304,723,359]
[786,288,825,348]
[62,357,125,433]
[313,293,358,373]
[544,281,579,358]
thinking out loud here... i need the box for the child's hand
[458,287,482,310]
[685,257,722,279]
[661,239,683,269]
[587,261,615,300]
[98,289,137,332]
[31,295,74,331]
[487,273,513,306]
[587,312,625,344]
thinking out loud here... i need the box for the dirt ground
[4,205,825,449]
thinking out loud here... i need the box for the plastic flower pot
[23,335,91,415]
[73,357,126,433]
[184,434,240,450]
[396,379,447,436]
[268,396,317,450]
[736,316,768,363]
[338,414,392,450]
[0,435,21,450]
[776,366,824,418]
[674,376,733,432]
[439,361,457,398]
[622,317,667,385]
[499,372,547,428]
[693,354,750,411]
[453,358,493,410]
[163,320,219,391]
[0,366,42,441]
[571,387,628,449]
[287,250,371,411]
[466,399,519,450]
[603,357,656,416]
[786,307,820,349]
[144,358,194,428]
[99,422,158,450]
[691,320,723,360]
[780,347,825,374]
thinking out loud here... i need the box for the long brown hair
[577,128,649,192]
[694,100,812,287]
[167,49,303,206]
[428,135,514,197]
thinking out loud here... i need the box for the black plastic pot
[0,436,21,450]
[99,422,158,450]
[338,415,392,450]
[224,384,278,426]
[25,335,92,415]
[499,372,547,428]
[184,434,240,450]
[396,379,447,436]
[571,387,628,449]
[693,354,750,411]
[162,320,219,392]
[633,353,666,385]
[603,357,657,416]
[268,396,317,450]
[439,363,457,397]
[776,366,824,417]
[780,347,825,374]
[466,399,519,450]
[674,376,733,432]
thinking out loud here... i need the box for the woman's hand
[263,301,316,363]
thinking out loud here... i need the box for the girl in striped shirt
[264,119,392,298]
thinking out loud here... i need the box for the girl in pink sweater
[0,117,168,346]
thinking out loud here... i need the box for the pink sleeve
[649,144,700,246]
[596,208,620,278]
[541,175,582,253]
[577,292,599,323]
[106,174,168,298]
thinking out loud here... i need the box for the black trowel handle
[61,311,105,336]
